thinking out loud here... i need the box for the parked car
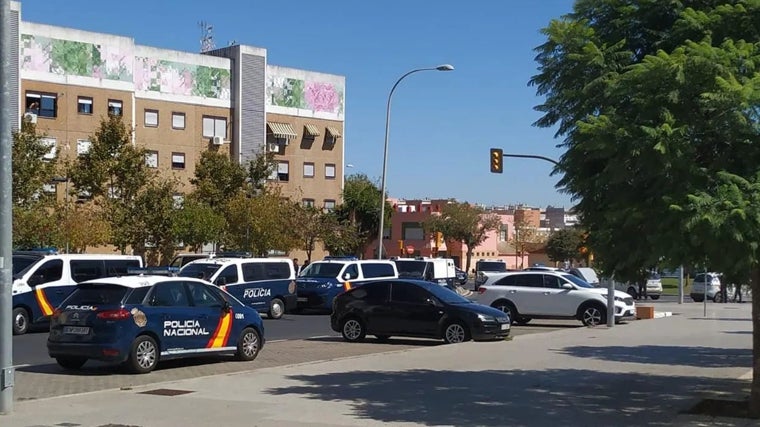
[602,272,662,300]
[330,279,510,344]
[455,267,468,286]
[690,272,722,302]
[568,267,600,287]
[47,270,264,373]
[474,259,508,289]
[474,270,636,327]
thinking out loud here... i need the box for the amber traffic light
[490,148,503,173]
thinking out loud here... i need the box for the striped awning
[267,122,297,139]
[326,126,342,138]
[304,123,321,137]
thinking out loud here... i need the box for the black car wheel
[235,327,261,361]
[341,317,366,342]
[127,335,159,374]
[268,298,285,319]
[56,356,87,370]
[443,321,470,344]
[12,307,30,335]
[491,300,518,324]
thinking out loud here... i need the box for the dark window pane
[187,282,222,307]
[391,282,430,304]
[361,263,395,279]
[514,274,542,288]
[125,287,150,304]
[149,282,190,307]
[65,284,129,305]
[70,260,105,283]
[35,259,63,282]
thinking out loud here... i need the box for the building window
[41,137,56,160]
[172,112,185,130]
[499,225,508,242]
[323,199,336,212]
[202,116,227,138]
[302,199,315,208]
[77,97,93,114]
[277,161,289,182]
[401,222,424,240]
[76,140,91,156]
[303,162,315,178]
[25,92,57,118]
[145,151,159,168]
[144,109,158,127]
[171,152,185,169]
[108,100,123,116]
[325,164,336,179]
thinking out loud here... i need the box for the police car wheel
[12,307,30,335]
[268,298,285,319]
[341,317,366,342]
[127,335,158,374]
[56,356,87,370]
[235,328,261,361]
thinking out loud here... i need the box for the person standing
[733,283,743,303]
[293,258,301,275]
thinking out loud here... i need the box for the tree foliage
[190,150,248,209]
[424,202,501,273]
[321,214,364,257]
[290,204,328,261]
[224,190,297,257]
[54,201,110,253]
[332,174,388,256]
[545,227,584,263]
[531,0,760,412]
[173,197,226,252]
[510,220,547,269]
[12,120,58,207]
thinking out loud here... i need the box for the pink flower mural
[304,81,340,113]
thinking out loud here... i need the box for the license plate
[63,326,90,335]
[500,324,509,330]
[297,297,307,302]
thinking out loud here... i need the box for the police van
[11,250,143,335]
[178,257,296,319]
[392,257,457,288]
[296,257,398,311]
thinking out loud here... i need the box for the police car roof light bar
[324,256,359,261]
[126,267,180,276]
[216,251,253,258]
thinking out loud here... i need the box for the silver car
[690,273,722,302]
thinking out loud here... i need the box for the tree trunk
[750,265,760,417]
[465,247,473,278]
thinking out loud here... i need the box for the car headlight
[477,313,496,322]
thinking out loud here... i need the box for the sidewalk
[1,301,754,427]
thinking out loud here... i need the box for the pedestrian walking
[293,258,301,275]
[733,283,743,303]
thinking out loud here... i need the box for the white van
[11,251,143,335]
[392,257,457,288]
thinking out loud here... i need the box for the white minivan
[11,251,143,334]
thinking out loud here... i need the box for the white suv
[474,271,636,327]
[690,272,722,302]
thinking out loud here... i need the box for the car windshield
[477,262,507,272]
[561,273,595,288]
[426,283,472,304]
[395,261,426,278]
[63,284,130,305]
[649,272,661,279]
[12,255,41,277]
[299,262,344,278]
[178,263,222,281]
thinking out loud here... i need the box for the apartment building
[9,1,345,259]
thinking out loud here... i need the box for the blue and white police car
[47,269,265,374]
[296,257,398,311]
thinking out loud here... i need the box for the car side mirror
[561,283,574,290]
[343,273,351,281]
[426,297,438,307]
[215,277,227,286]
[222,301,232,313]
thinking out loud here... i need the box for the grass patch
[662,277,690,296]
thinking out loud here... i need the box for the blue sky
[20,0,576,208]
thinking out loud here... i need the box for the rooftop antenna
[199,21,215,53]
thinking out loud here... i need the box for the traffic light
[490,148,503,173]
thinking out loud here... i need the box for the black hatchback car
[330,279,510,344]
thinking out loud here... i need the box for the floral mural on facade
[134,57,231,99]
[267,75,344,115]
[20,34,132,81]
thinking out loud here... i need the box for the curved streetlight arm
[377,66,452,259]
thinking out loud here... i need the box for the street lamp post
[376,64,454,259]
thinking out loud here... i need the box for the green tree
[510,219,545,269]
[224,190,297,257]
[12,206,60,249]
[545,227,584,264]
[531,0,760,412]
[69,114,152,253]
[190,150,248,209]
[332,174,388,256]
[131,179,181,265]
[290,204,328,261]
[321,214,364,257]
[53,201,110,253]
[424,202,501,274]
[12,120,58,207]
[246,150,277,195]
[173,197,226,252]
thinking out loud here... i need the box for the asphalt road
[12,312,577,367]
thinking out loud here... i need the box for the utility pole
[0,0,15,414]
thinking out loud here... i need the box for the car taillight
[477,287,487,294]
[96,308,131,320]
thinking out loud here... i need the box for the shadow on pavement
[305,336,442,347]
[724,331,753,335]
[17,355,230,376]
[555,345,751,368]
[266,368,750,426]
[688,318,751,322]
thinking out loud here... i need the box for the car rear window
[64,284,130,306]
[477,262,507,272]
[179,263,222,280]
